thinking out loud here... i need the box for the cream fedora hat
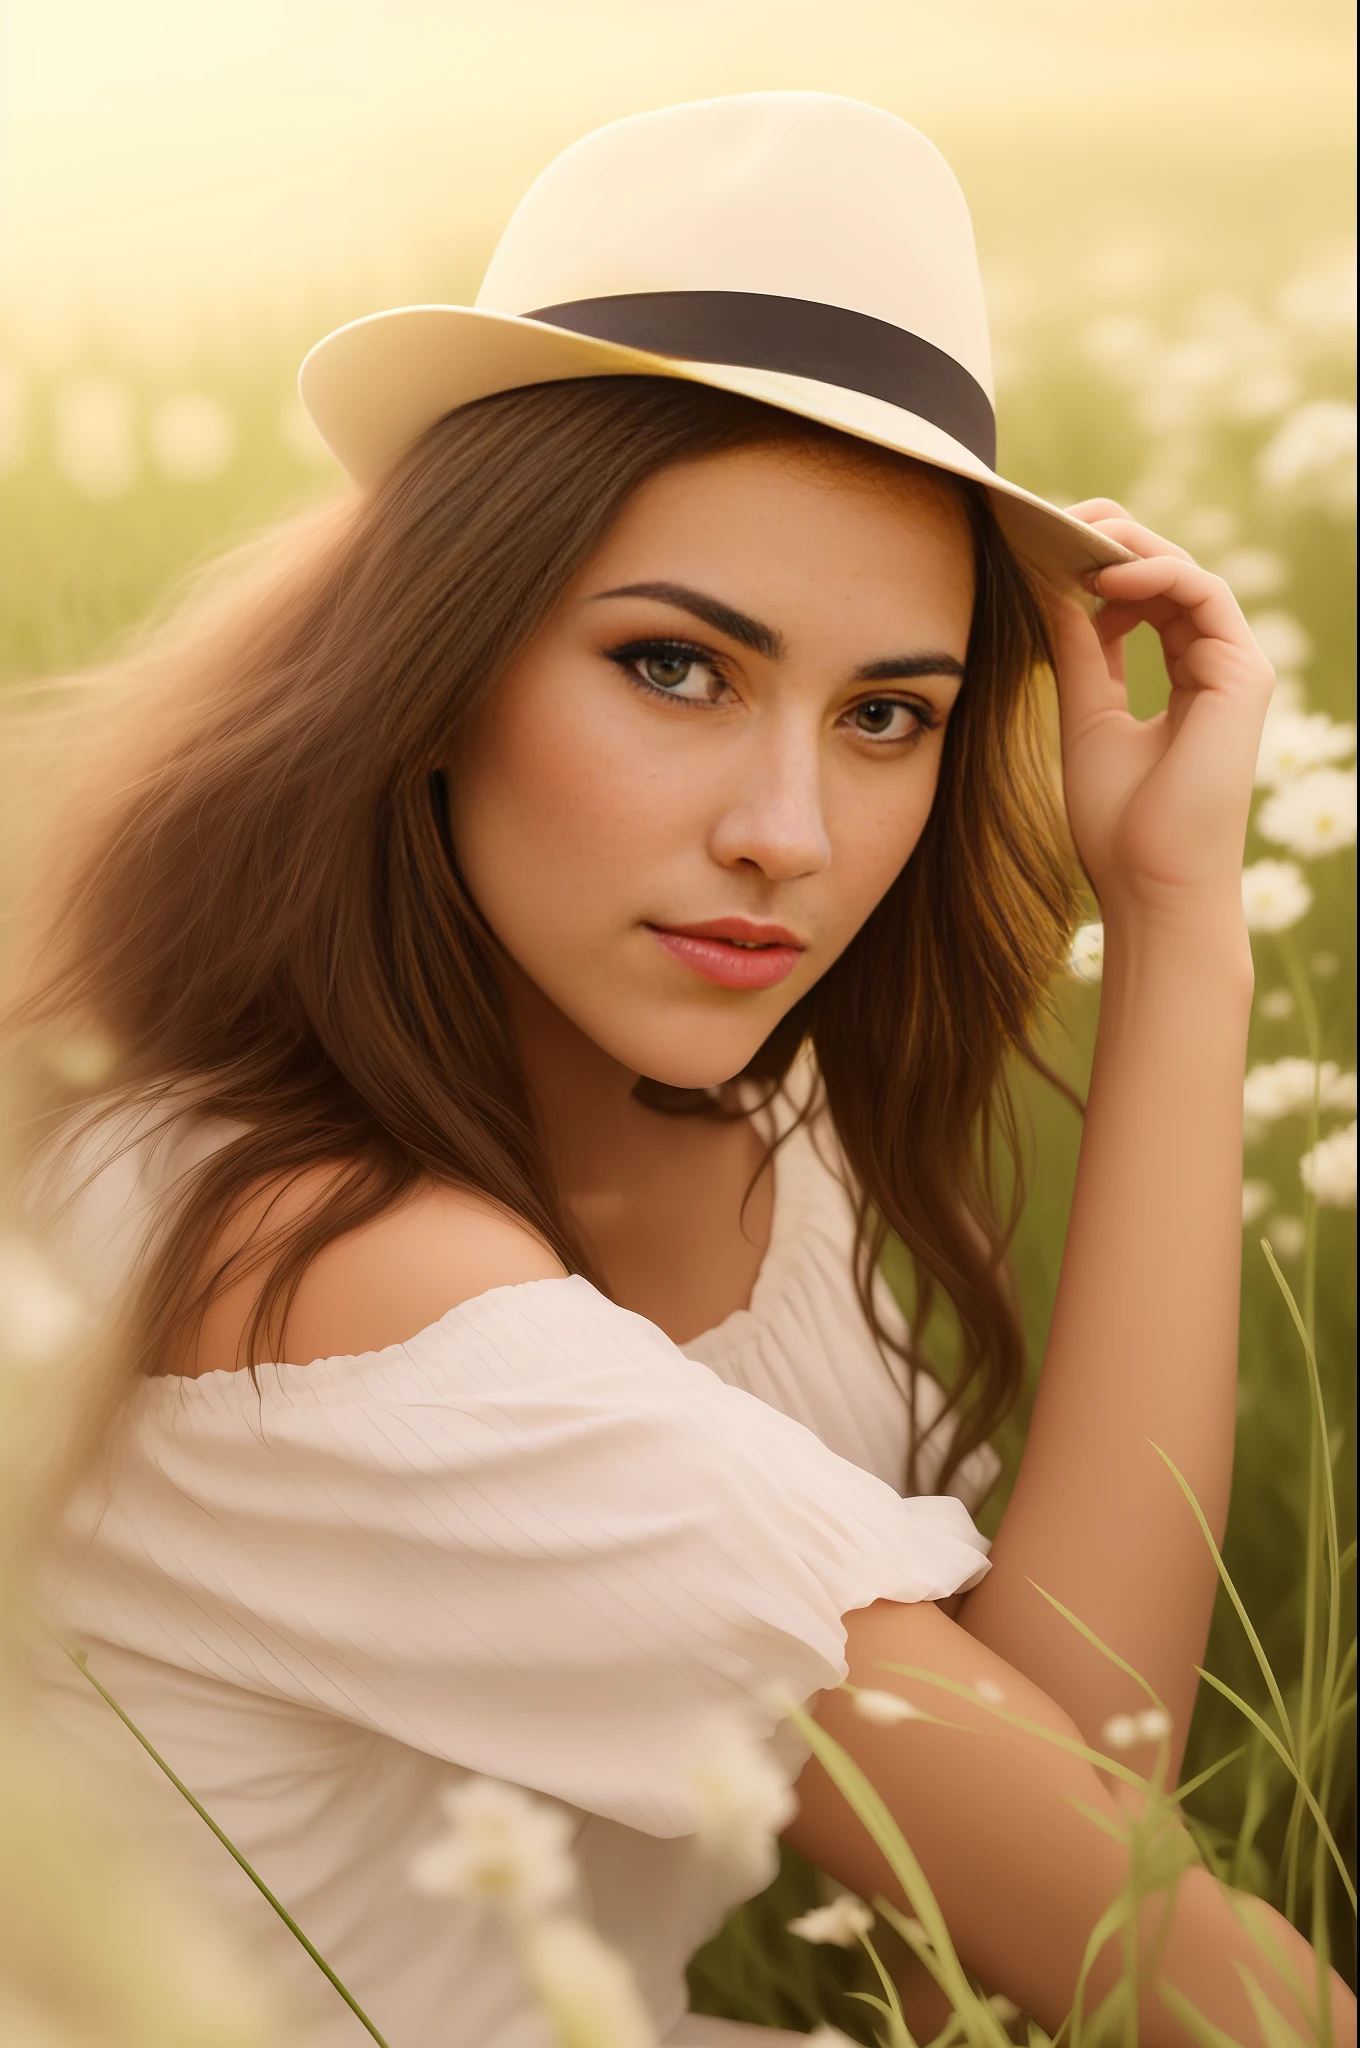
[300,91,1134,583]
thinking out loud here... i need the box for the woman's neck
[502,963,773,1341]
[502,964,660,1200]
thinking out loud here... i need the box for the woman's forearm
[960,906,1254,1758]
[795,1600,1356,2046]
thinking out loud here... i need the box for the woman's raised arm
[956,503,1270,1770]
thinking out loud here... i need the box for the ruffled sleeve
[55,1277,990,1837]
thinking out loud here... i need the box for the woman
[16,93,1353,2046]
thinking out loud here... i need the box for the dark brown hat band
[526,289,997,469]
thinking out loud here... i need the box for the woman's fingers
[1066,495,1134,526]
[1068,504,1198,567]
[1089,552,1268,673]
[1048,594,1130,735]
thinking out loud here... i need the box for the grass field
[1,241,1354,2037]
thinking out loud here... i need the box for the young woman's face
[448,441,975,1089]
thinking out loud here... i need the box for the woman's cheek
[825,762,940,935]
[454,671,678,949]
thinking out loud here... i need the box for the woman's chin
[597,1014,784,1095]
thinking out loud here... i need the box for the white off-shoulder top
[39,1088,998,2048]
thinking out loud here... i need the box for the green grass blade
[1174,1744,1249,1805]
[873,1664,1153,1795]
[857,1931,919,2048]
[1065,1797,1134,1848]
[1158,1981,1255,2048]
[58,1640,392,2046]
[1149,1444,1297,1755]
[1193,1668,1356,1911]
[1237,1969,1311,2048]
[1024,1581,1164,1709]
[1232,1733,1282,1894]
[780,1699,1012,2047]
[1066,1885,1133,2048]
[1260,1236,1344,1940]
[1261,1242,1343,1625]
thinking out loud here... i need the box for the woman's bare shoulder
[183,1171,567,1376]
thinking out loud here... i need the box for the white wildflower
[1243,1058,1354,1126]
[1258,989,1295,1021]
[1258,766,1357,857]
[787,1893,875,1946]
[0,1235,89,1370]
[1136,382,1200,435]
[806,2031,859,2047]
[149,394,236,481]
[1244,1058,1313,1125]
[988,1995,1022,2024]
[1126,466,1192,525]
[1079,312,1159,377]
[1266,1214,1308,1259]
[1134,1706,1173,1743]
[1186,287,1260,341]
[1160,338,1230,392]
[1240,859,1313,933]
[1269,674,1308,713]
[53,375,138,498]
[1254,709,1356,789]
[1085,238,1163,297]
[974,1678,1006,1706]
[1241,1180,1273,1226]
[409,1776,576,1919]
[1179,505,1239,555]
[1215,546,1288,600]
[852,1688,920,1725]
[1227,364,1300,422]
[519,1915,656,2048]
[1257,400,1357,518]
[1300,1123,1357,1209]
[1277,253,1357,348]
[1245,610,1313,675]
[1324,1071,1358,1114]
[1068,922,1104,983]
[688,1706,797,1894]
[1101,1714,1140,1751]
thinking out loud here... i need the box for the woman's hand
[1049,499,1275,933]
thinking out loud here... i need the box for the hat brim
[299,305,1136,586]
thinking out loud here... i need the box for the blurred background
[0,1,1355,2038]
[0,0,1354,682]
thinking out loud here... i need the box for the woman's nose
[707,728,833,882]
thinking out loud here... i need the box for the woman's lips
[646,918,806,992]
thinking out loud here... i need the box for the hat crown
[476,92,993,402]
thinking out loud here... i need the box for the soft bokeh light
[0,9,1355,2035]
[3,0,1354,368]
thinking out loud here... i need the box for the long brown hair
[10,376,1076,1494]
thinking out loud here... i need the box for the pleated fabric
[39,1081,996,2048]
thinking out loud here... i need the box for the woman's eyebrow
[589,582,965,683]
[853,653,966,682]
[589,582,783,659]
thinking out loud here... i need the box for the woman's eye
[848,698,930,742]
[641,652,703,693]
[609,641,728,704]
